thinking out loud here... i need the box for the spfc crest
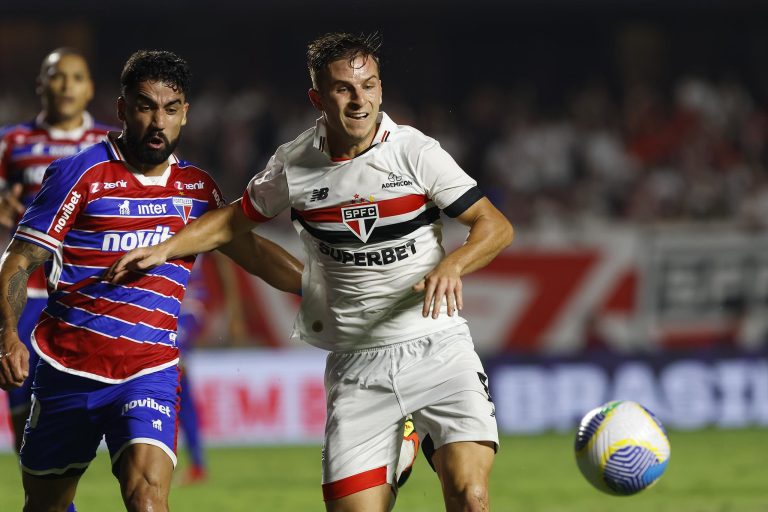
[173,197,194,224]
[341,203,380,243]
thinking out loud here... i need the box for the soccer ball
[574,400,670,496]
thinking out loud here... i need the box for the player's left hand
[0,336,29,390]
[105,245,169,283]
[413,263,463,319]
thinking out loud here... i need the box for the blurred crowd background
[3,0,768,230]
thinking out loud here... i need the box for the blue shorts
[20,361,180,478]
[6,297,45,413]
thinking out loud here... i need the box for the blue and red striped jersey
[13,135,224,383]
[0,113,114,295]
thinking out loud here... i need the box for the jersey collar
[35,111,94,140]
[312,111,397,157]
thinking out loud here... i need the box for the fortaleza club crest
[173,197,193,224]
[341,203,380,243]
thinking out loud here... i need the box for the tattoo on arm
[1,240,51,326]
[7,266,27,321]
[9,241,51,273]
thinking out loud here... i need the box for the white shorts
[321,323,499,501]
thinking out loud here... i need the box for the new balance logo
[310,188,329,202]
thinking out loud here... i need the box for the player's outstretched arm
[107,200,259,283]
[0,240,49,389]
[414,197,513,319]
[218,232,304,295]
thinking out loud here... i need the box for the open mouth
[146,134,166,149]
[346,112,369,120]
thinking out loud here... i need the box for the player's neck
[43,111,85,132]
[327,126,378,160]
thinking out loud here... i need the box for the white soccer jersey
[241,112,483,351]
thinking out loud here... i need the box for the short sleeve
[14,158,89,252]
[240,150,290,222]
[414,139,483,218]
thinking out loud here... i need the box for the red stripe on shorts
[322,465,388,501]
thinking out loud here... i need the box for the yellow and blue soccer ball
[574,400,671,495]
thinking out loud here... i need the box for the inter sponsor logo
[122,397,172,418]
[102,225,172,251]
[318,239,416,266]
[137,203,168,215]
[53,190,82,233]
[341,203,379,243]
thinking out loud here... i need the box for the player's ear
[181,102,189,126]
[117,96,126,122]
[308,88,323,112]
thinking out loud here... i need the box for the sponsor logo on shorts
[122,397,172,418]
[152,419,163,431]
[318,239,416,266]
[53,190,82,233]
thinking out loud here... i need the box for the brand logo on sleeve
[53,190,82,233]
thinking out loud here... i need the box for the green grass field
[1,429,767,511]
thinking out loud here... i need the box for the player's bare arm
[107,199,259,282]
[0,240,50,389]
[218,232,304,295]
[414,197,513,319]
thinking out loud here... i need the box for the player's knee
[23,493,71,512]
[442,481,489,512]
[122,475,169,512]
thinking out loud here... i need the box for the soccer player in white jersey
[109,33,513,511]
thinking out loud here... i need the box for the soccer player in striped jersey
[0,50,302,512]
[109,33,514,511]
[0,49,114,462]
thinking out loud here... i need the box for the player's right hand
[0,184,25,229]
[0,334,29,390]
[105,245,169,283]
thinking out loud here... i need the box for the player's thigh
[402,327,498,452]
[325,483,392,512]
[103,367,180,478]
[432,440,495,488]
[323,349,403,502]
[22,472,82,512]
[20,391,103,479]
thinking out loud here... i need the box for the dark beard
[124,130,180,166]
